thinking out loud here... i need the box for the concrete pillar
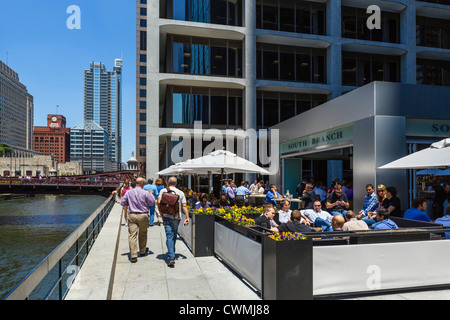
[146,0,161,179]
[244,0,257,182]
[327,0,342,99]
[401,0,416,84]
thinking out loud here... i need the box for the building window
[257,44,326,84]
[140,31,147,50]
[140,89,147,97]
[256,0,325,35]
[417,58,450,86]
[164,0,243,26]
[416,16,450,49]
[140,113,147,121]
[140,148,146,156]
[140,19,147,27]
[140,8,147,16]
[257,91,328,129]
[140,125,146,133]
[166,85,242,128]
[140,66,147,74]
[139,136,146,145]
[342,51,400,86]
[140,101,147,109]
[341,6,400,43]
[140,54,147,62]
[168,35,242,77]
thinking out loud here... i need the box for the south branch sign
[280,125,353,155]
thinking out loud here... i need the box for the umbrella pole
[220,168,224,193]
[208,171,211,194]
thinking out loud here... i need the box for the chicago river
[0,195,106,299]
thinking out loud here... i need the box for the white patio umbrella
[157,150,271,191]
[378,138,450,170]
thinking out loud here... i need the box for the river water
[0,194,106,299]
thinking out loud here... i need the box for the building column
[401,0,416,84]
[146,0,161,179]
[244,0,257,182]
[327,0,342,99]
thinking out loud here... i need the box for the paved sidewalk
[110,215,261,300]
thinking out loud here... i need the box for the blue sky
[0,0,136,163]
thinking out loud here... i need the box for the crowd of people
[115,175,450,265]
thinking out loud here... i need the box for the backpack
[158,187,180,216]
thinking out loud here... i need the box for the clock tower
[47,114,66,130]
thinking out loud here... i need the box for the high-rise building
[136,0,148,173]
[33,114,71,164]
[70,120,114,174]
[0,60,34,150]
[141,0,450,179]
[84,60,122,170]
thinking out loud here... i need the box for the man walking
[120,177,156,263]
[158,177,190,267]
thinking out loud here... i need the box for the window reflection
[169,35,242,77]
[169,86,243,127]
[256,91,328,129]
[166,0,242,26]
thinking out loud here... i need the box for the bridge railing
[0,177,121,187]
[2,194,116,300]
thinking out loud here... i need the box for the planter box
[263,237,313,300]
[178,211,215,257]
[192,214,215,257]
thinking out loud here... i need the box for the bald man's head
[136,177,145,186]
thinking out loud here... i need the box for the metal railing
[2,195,116,300]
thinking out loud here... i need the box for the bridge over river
[0,171,137,197]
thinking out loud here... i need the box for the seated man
[188,191,199,207]
[435,206,450,239]
[276,199,292,225]
[272,210,313,233]
[343,210,369,231]
[236,181,252,197]
[331,215,345,231]
[255,203,277,230]
[302,201,333,231]
[326,184,349,217]
[195,194,210,210]
[356,184,378,220]
[299,183,317,210]
[403,196,431,222]
[265,184,281,206]
[373,208,398,230]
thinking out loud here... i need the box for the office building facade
[84,60,123,170]
[70,120,114,174]
[0,60,34,151]
[34,114,71,164]
[141,0,450,179]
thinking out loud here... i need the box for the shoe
[140,247,149,257]
[167,258,175,267]
[131,257,137,263]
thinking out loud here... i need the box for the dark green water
[0,194,106,299]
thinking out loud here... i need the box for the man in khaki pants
[120,177,156,263]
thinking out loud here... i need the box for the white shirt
[278,209,292,224]
[301,209,332,223]
[159,186,187,220]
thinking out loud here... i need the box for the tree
[0,143,12,157]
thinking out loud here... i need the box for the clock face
[52,117,57,122]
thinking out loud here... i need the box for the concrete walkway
[66,203,261,300]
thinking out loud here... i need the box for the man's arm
[182,203,190,225]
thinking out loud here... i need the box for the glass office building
[84,60,122,170]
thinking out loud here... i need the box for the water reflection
[0,195,106,299]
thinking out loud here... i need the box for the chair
[235,195,245,206]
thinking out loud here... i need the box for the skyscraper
[84,59,122,170]
[0,60,34,151]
